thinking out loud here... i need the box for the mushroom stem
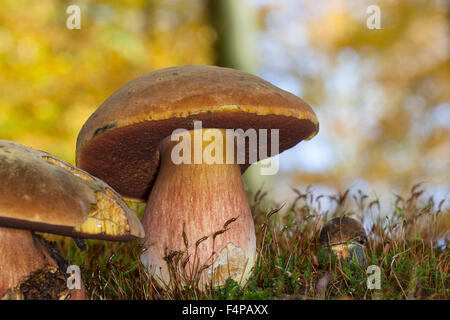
[0,227,54,297]
[140,129,256,288]
[0,227,86,299]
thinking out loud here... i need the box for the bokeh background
[1,0,449,209]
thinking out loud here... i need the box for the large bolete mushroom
[0,140,144,299]
[76,65,319,287]
[319,216,368,265]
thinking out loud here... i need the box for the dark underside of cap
[77,111,316,201]
[0,216,136,242]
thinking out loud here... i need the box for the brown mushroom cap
[76,65,319,200]
[0,140,144,241]
[319,217,368,247]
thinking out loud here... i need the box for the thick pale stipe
[140,129,256,288]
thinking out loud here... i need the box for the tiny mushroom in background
[0,140,144,300]
[75,65,319,288]
[319,216,368,265]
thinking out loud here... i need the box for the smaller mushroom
[0,140,145,299]
[319,217,368,265]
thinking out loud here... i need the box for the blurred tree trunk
[207,0,272,203]
[207,0,257,73]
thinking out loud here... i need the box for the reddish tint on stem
[140,129,256,287]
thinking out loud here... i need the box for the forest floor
[55,184,448,300]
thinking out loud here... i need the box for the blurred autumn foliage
[0,0,215,162]
[255,0,449,194]
[0,0,448,194]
